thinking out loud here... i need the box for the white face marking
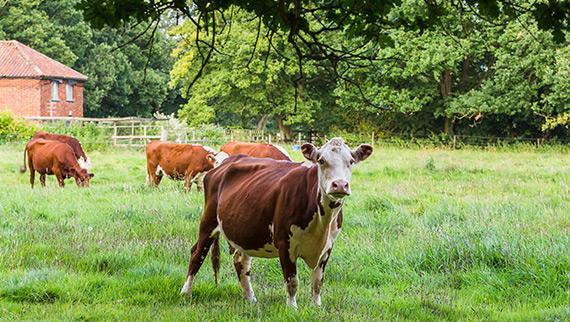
[315,138,355,201]
[77,157,92,170]
[214,152,229,167]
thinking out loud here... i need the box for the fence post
[112,122,117,146]
[537,138,540,148]
[231,131,234,142]
[372,132,375,145]
[298,133,301,146]
[269,133,272,144]
[161,126,168,141]
[453,135,456,150]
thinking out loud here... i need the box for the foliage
[0,0,182,118]
[43,121,112,151]
[169,7,329,140]
[0,111,38,143]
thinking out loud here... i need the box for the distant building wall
[0,78,41,117]
[0,78,85,118]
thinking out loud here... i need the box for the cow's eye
[350,159,355,165]
[318,159,325,165]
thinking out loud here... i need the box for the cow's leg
[183,170,195,192]
[56,172,65,187]
[279,249,299,308]
[181,202,219,296]
[39,173,47,187]
[311,248,333,306]
[233,251,256,303]
[29,168,35,188]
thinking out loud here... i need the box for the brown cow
[145,140,218,191]
[32,131,91,170]
[22,139,95,188]
[220,141,292,161]
[180,138,373,307]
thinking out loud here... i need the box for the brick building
[0,40,88,118]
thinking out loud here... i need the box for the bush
[44,121,111,151]
[0,111,38,143]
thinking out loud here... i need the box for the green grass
[1,143,569,321]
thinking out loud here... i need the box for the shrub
[0,111,38,143]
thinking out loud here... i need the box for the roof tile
[0,40,88,81]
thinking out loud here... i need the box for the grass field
[0,142,569,321]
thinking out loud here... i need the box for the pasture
[0,142,569,321]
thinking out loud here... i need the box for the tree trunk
[274,114,293,141]
[440,69,454,134]
[257,114,268,131]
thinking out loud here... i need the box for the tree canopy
[0,0,182,118]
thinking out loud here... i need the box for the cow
[220,141,292,161]
[180,137,373,307]
[32,131,92,170]
[191,152,229,191]
[145,140,218,192]
[21,139,95,188]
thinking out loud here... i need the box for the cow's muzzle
[329,180,350,197]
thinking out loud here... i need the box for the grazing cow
[32,131,91,170]
[180,138,373,307]
[191,152,230,191]
[145,140,218,191]
[22,139,95,188]
[220,141,292,161]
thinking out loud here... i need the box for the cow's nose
[331,180,350,195]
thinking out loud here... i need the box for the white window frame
[51,80,60,101]
[66,83,74,102]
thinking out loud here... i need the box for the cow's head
[302,138,372,201]
[71,168,95,187]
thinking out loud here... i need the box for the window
[66,83,74,102]
[51,81,59,101]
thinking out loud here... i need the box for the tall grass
[0,143,569,321]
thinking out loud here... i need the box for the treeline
[3,1,570,141]
[0,0,183,118]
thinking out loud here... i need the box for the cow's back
[204,155,317,253]
[27,139,76,171]
[146,141,214,176]
[32,131,86,160]
[220,142,291,161]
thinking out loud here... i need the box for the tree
[169,8,331,140]
[0,0,182,118]
[76,0,570,100]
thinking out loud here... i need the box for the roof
[0,40,88,81]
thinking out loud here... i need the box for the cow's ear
[351,144,373,163]
[207,154,216,163]
[301,143,319,162]
[88,173,95,179]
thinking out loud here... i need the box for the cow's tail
[21,143,28,173]
[211,235,220,287]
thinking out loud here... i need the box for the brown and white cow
[220,141,292,161]
[22,139,95,188]
[180,138,372,307]
[32,131,91,170]
[145,140,218,192]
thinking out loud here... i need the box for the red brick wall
[39,79,85,117]
[0,78,85,118]
[0,78,42,117]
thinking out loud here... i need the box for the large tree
[76,0,570,98]
[169,8,332,140]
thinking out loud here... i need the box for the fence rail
[21,117,570,149]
